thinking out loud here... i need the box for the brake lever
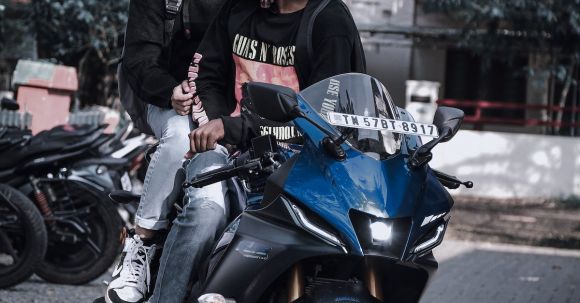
[433,169,473,189]
[182,158,262,189]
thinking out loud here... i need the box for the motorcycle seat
[0,125,107,169]
[72,157,130,169]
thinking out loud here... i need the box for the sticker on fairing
[326,112,439,138]
[235,240,271,261]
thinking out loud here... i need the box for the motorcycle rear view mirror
[409,107,464,169]
[243,82,299,123]
[243,82,347,160]
[433,107,464,142]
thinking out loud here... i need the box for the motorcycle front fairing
[200,74,453,302]
[283,74,454,258]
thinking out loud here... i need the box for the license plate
[121,172,133,192]
[326,112,439,138]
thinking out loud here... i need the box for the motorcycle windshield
[299,73,402,159]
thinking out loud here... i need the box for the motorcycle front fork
[287,263,304,302]
[364,258,384,301]
[285,258,384,302]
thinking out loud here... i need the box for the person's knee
[156,116,191,159]
[185,147,229,178]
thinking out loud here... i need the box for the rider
[147,0,366,302]
[105,1,224,303]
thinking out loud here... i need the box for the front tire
[0,184,47,288]
[34,181,122,285]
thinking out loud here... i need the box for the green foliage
[421,0,580,57]
[0,0,129,105]
[31,0,129,105]
[422,0,580,136]
[33,0,128,65]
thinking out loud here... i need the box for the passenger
[147,0,366,302]
[105,1,224,303]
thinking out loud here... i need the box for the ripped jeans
[148,145,230,303]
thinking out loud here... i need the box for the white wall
[430,130,580,200]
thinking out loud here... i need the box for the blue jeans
[135,105,194,230]
[148,145,230,303]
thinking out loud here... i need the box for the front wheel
[34,181,122,285]
[0,184,47,288]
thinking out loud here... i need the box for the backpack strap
[165,0,182,15]
[182,0,192,39]
[294,0,331,86]
[164,0,184,46]
[302,0,332,61]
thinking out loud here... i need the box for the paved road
[1,240,579,303]
[422,241,580,303]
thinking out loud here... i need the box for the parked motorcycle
[68,121,152,228]
[0,123,124,285]
[185,74,472,303]
[0,99,48,288]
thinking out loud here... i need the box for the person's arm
[188,0,241,153]
[189,0,234,123]
[122,0,178,108]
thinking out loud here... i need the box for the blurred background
[0,0,579,302]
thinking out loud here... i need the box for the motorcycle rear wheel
[0,184,47,288]
[34,181,122,285]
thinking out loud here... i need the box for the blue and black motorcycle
[189,73,472,303]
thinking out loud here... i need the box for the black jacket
[192,0,366,147]
[122,0,225,108]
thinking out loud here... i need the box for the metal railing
[437,99,580,135]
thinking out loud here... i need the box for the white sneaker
[106,235,157,303]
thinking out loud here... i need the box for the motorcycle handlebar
[183,152,258,189]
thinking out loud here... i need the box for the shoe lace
[121,235,152,292]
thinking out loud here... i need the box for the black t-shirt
[229,7,304,141]
[192,0,366,149]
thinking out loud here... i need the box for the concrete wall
[348,0,416,107]
[430,130,580,200]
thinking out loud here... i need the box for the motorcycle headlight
[349,210,412,258]
[370,221,392,242]
[198,294,236,303]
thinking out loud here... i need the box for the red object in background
[12,60,78,134]
[437,99,580,129]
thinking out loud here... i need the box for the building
[346,0,580,136]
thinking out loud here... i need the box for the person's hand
[187,118,225,155]
[171,80,194,116]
